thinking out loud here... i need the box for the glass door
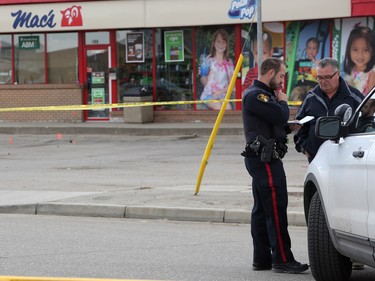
[85,48,109,120]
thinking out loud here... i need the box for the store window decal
[91,87,105,109]
[241,23,284,97]
[19,35,40,49]
[285,20,330,102]
[126,32,144,63]
[164,30,184,62]
[334,17,375,96]
[196,27,235,110]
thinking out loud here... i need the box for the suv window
[354,96,375,133]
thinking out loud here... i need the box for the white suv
[303,88,375,281]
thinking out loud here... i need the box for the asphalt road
[0,214,310,281]
[1,214,375,281]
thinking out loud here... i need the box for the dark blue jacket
[294,77,363,161]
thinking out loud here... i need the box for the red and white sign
[0,1,147,33]
[61,5,83,27]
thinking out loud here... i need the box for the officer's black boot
[272,260,309,274]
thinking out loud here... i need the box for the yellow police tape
[0,277,160,281]
[0,99,238,112]
[0,99,301,112]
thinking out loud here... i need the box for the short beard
[269,77,278,90]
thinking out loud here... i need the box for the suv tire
[308,192,352,281]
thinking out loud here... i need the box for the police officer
[242,57,308,274]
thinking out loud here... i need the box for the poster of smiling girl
[333,17,375,96]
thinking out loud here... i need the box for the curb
[0,203,307,226]
[37,203,126,218]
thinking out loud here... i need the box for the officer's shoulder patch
[257,93,269,103]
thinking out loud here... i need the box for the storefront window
[116,30,153,103]
[155,28,193,110]
[195,26,235,110]
[14,34,45,84]
[47,33,78,84]
[0,35,12,84]
[86,31,110,45]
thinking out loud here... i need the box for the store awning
[352,0,375,16]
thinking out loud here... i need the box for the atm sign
[19,36,40,49]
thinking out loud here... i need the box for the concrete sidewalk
[0,122,308,226]
[0,121,244,136]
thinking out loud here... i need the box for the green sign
[19,36,40,49]
[92,88,105,110]
[164,30,184,62]
[92,72,105,84]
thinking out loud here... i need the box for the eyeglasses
[316,71,338,81]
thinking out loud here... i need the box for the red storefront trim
[0,0,97,4]
[352,0,375,16]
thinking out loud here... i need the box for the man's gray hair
[318,57,339,71]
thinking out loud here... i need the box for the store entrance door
[85,48,110,120]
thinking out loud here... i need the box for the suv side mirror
[315,116,342,140]
[334,103,352,124]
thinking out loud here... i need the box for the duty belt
[241,136,288,162]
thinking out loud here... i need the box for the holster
[257,136,275,162]
[241,142,258,157]
[241,136,274,162]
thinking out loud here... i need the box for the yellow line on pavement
[0,276,163,281]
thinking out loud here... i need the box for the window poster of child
[333,17,375,96]
[196,26,235,110]
[241,23,284,95]
[286,20,330,103]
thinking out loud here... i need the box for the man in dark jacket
[294,57,363,162]
[242,57,308,274]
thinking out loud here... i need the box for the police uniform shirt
[242,80,289,144]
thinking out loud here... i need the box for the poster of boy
[241,23,284,95]
[285,20,330,103]
[333,17,375,96]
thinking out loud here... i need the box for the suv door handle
[352,150,364,158]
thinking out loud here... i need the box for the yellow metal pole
[194,54,244,195]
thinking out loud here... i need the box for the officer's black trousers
[244,155,295,265]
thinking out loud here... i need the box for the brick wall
[0,86,299,123]
[0,84,83,123]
